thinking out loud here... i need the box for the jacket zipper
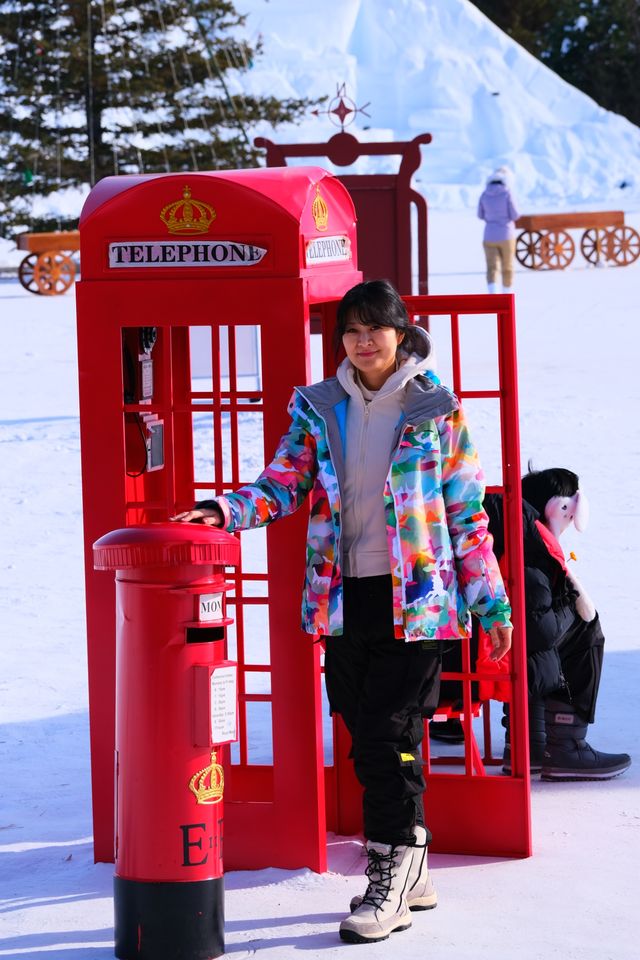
[557,668,573,703]
[350,400,371,577]
[388,421,411,621]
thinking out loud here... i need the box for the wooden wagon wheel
[33,250,76,295]
[580,228,608,265]
[515,230,545,270]
[18,253,43,294]
[539,229,575,270]
[606,225,640,267]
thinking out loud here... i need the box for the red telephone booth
[77,167,362,869]
[78,168,531,874]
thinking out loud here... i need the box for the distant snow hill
[241,0,640,208]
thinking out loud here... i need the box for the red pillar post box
[93,522,240,960]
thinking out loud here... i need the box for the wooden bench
[16,230,80,295]
[515,211,639,270]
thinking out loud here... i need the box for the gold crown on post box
[312,184,329,231]
[160,185,216,235]
[189,750,224,805]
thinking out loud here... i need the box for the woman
[172,279,512,944]
[477,166,520,293]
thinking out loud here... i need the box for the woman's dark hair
[334,279,431,359]
[521,463,579,515]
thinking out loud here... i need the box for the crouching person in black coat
[485,467,631,781]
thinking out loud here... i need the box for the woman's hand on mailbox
[170,504,224,526]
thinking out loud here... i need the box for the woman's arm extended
[172,400,317,531]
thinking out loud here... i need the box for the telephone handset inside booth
[122,326,164,475]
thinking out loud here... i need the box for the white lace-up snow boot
[349,825,437,914]
[339,840,413,943]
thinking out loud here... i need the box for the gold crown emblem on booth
[189,750,224,805]
[312,185,329,232]
[160,185,216,235]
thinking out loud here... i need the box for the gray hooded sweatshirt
[336,345,435,578]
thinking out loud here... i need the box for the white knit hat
[488,166,510,185]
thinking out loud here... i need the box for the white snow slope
[1,210,639,959]
[240,0,640,208]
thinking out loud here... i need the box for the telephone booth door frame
[315,292,531,859]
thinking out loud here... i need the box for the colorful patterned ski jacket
[213,374,511,641]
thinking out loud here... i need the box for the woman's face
[342,315,404,390]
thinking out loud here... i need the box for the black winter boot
[502,700,546,774]
[542,700,631,781]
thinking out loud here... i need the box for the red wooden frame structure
[257,131,432,295]
[317,293,531,857]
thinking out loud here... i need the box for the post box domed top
[78,167,359,284]
[93,523,240,571]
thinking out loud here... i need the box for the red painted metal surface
[256,131,432,295]
[93,524,238,882]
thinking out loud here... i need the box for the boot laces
[360,848,399,910]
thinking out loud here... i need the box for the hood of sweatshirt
[335,327,436,402]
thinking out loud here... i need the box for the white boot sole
[339,918,412,944]
[541,765,630,781]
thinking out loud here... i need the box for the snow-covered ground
[1,206,639,959]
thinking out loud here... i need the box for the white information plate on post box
[198,593,223,623]
[193,661,238,747]
[210,664,238,744]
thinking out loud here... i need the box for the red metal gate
[315,293,531,858]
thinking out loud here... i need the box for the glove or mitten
[566,568,596,622]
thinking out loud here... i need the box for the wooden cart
[16,230,80,295]
[515,212,640,270]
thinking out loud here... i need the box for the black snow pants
[550,612,605,724]
[323,575,442,847]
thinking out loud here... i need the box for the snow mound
[241,0,640,209]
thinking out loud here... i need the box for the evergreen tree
[471,1,640,128]
[0,0,315,234]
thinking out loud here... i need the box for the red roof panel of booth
[79,168,359,284]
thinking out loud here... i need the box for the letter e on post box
[194,662,238,747]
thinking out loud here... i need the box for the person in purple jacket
[477,166,520,293]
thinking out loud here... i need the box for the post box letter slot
[186,626,225,644]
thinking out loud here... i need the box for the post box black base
[114,875,224,959]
